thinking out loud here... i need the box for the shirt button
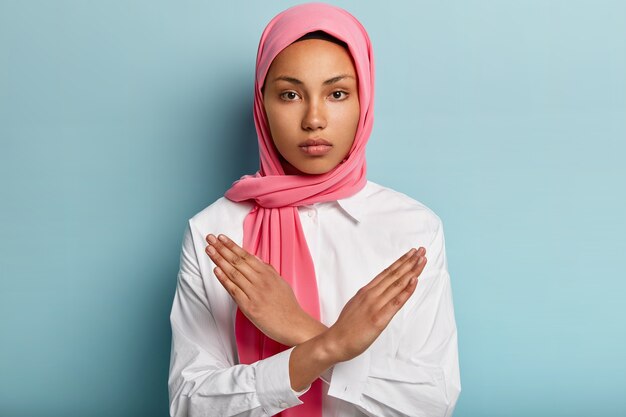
[308,210,315,218]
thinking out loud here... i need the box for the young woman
[168,3,460,417]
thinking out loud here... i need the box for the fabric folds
[224,3,375,415]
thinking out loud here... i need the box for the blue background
[1,1,624,416]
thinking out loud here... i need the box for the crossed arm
[204,233,427,392]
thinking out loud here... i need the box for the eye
[330,90,349,100]
[279,91,300,101]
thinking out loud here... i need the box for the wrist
[315,327,344,364]
[292,310,328,345]
[289,329,338,392]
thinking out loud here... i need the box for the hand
[287,247,427,392]
[205,233,327,346]
[322,247,427,363]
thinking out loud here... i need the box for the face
[262,38,360,175]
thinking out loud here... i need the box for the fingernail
[418,256,426,265]
[207,245,216,255]
[207,234,217,244]
[218,234,227,242]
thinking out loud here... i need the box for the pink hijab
[224,3,375,414]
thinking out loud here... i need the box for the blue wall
[1,1,624,416]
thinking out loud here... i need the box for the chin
[301,167,332,175]
[286,159,339,175]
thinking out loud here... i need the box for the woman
[168,3,460,417]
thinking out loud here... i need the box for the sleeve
[168,221,307,417]
[327,217,461,417]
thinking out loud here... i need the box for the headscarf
[224,3,375,415]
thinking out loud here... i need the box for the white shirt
[168,180,461,417]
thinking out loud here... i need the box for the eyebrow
[272,74,355,86]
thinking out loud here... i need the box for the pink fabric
[224,3,375,415]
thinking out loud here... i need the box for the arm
[205,233,429,403]
[288,248,426,391]
[326,218,461,417]
[168,223,306,417]
[205,233,329,347]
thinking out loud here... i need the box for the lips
[299,138,332,147]
[299,138,333,155]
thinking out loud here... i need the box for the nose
[301,99,327,131]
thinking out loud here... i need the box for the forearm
[290,315,329,346]
[328,346,459,417]
[289,330,338,391]
[290,248,426,392]
[171,317,306,417]
[328,228,461,417]
[170,365,265,417]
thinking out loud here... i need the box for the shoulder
[184,197,254,245]
[362,180,443,232]
[189,196,254,228]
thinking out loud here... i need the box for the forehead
[266,39,357,80]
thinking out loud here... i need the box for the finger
[361,247,422,291]
[214,265,250,305]
[205,243,255,296]
[376,255,426,309]
[206,234,260,280]
[375,247,424,285]
[370,250,424,296]
[207,234,266,273]
[375,272,419,326]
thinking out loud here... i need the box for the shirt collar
[335,181,370,223]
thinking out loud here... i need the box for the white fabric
[168,180,461,417]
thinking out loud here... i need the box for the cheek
[266,104,297,137]
[350,103,360,131]
[264,107,301,156]
[332,102,360,138]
